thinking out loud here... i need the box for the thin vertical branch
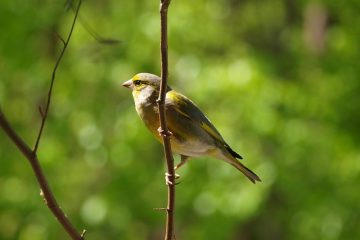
[33,0,82,153]
[157,1,175,240]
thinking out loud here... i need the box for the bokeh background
[1,0,359,239]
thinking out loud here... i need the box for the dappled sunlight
[1,0,359,239]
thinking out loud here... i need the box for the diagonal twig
[33,0,82,153]
[76,13,121,45]
[0,109,85,240]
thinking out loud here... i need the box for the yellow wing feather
[166,90,225,144]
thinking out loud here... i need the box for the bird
[122,73,261,183]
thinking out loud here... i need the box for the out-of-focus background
[1,0,359,239]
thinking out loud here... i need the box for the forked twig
[0,0,84,239]
[0,110,85,240]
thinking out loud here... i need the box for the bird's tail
[222,145,261,183]
[230,160,261,184]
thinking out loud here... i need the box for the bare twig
[33,0,82,153]
[0,109,85,240]
[77,14,121,45]
[157,1,175,240]
[0,1,85,239]
[67,3,120,45]
[55,32,66,46]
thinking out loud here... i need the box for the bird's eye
[134,80,142,86]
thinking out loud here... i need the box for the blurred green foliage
[1,0,360,239]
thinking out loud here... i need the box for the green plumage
[123,73,261,183]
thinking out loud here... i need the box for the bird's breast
[136,102,161,137]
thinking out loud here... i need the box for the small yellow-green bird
[122,73,261,183]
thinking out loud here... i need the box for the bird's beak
[122,79,133,89]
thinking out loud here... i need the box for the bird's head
[123,73,168,105]
[123,73,173,103]
[122,73,161,92]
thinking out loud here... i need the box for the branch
[77,13,121,45]
[33,0,82,153]
[0,1,85,239]
[157,1,175,240]
[0,109,85,240]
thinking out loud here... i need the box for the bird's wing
[166,90,225,144]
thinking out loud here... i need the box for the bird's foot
[158,127,172,137]
[165,172,180,186]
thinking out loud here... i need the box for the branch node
[81,229,87,239]
[154,207,168,211]
[38,106,45,118]
[55,32,66,46]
